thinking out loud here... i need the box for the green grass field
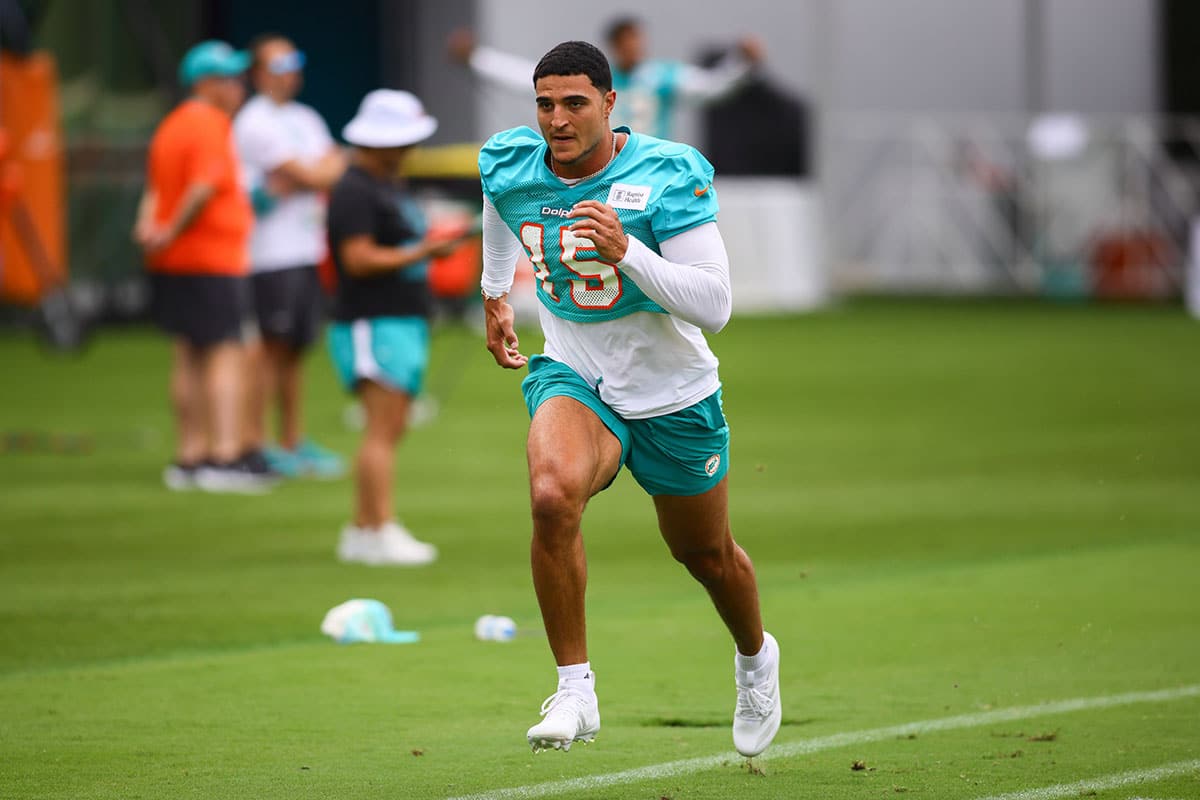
[1,301,1198,800]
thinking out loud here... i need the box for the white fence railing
[823,113,1200,299]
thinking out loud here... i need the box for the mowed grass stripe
[971,759,1200,800]
[445,685,1200,800]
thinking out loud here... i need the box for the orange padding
[0,52,66,305]
[427,219,482,298]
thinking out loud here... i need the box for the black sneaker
[162,461,199,491]
[195,455,277,494]
[240,449,281,479]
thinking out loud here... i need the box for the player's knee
[363,418,404,447]
[674,546,727,586]
[529,473,585,532]
[168,377,191,407]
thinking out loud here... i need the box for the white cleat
[733,631,782,757]
[526,674,600,753]
[337,522,437,566]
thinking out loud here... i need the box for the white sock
[557,662,592,686]
[736,633,773,674]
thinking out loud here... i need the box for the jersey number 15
[520,223,623,310]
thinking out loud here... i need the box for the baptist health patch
[606,183,651,210]
[704,454,721,477]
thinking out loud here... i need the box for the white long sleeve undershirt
[619,231,732,332]
[469,46,537,94]
[673,53,754,102]
[479,196,522,295]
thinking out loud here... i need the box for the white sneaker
[162,462,198,491]
[526,673,600,753]
[733,632,782,757]
[337,522,437,566]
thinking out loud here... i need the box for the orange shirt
[145,99,252,275]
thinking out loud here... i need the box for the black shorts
[150,272,250,348]
[250,265,323,350]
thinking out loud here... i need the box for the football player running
[477,40,782,758]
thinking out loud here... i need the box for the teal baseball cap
[320,599,420,645]
[178,40,250,87]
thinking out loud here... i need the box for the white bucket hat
[342,89,438,148]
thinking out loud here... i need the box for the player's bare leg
[355,379,409,529]
[654,479,762,653]
[241,336,269,455]
[655,480,782,757]
[169,341,206,466]
[163,340,206,490]
[526,396,621,664]
[524,396,621,751]
[335,379,435,566]
[201,341,245,465]
[266,339,303,450]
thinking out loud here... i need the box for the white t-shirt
[234,94,334,271]
[537,298,721,419]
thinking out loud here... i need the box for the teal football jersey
[612,61,681,140]
[479,126,718,323]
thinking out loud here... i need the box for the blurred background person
[695,44,809,178]
[446,15,763,141]
[325,90,465,565]
[235,33,347,479]
[603,15,763,141]
[134,40,274,494]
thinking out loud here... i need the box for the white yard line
[445,684,1200,800]
[972,760,1200,800]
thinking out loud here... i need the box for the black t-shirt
[326,165,432,321]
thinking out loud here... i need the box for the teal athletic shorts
[327,317,429,394]
[520,354,730,496]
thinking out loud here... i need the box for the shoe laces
[539,687,590,719]
[735,678,775,720]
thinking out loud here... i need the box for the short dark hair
[533,40,612,94]
[248,32,292,71]
[604,16,641,44]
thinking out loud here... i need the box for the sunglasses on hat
[268,50,306,75]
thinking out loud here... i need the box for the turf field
[1,300,1198,800]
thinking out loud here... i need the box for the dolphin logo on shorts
[704,454,721,476]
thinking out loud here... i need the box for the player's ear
[603,90,616,119]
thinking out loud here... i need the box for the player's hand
[425,237,461,259]
[447,28,476,64]
[266,170,299,197]
[320,148,348,173]
[134,222,172,254]
[567,200,629,263]
[484,296,527,369]
[738,36,765,64]
[131,217,154,246]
